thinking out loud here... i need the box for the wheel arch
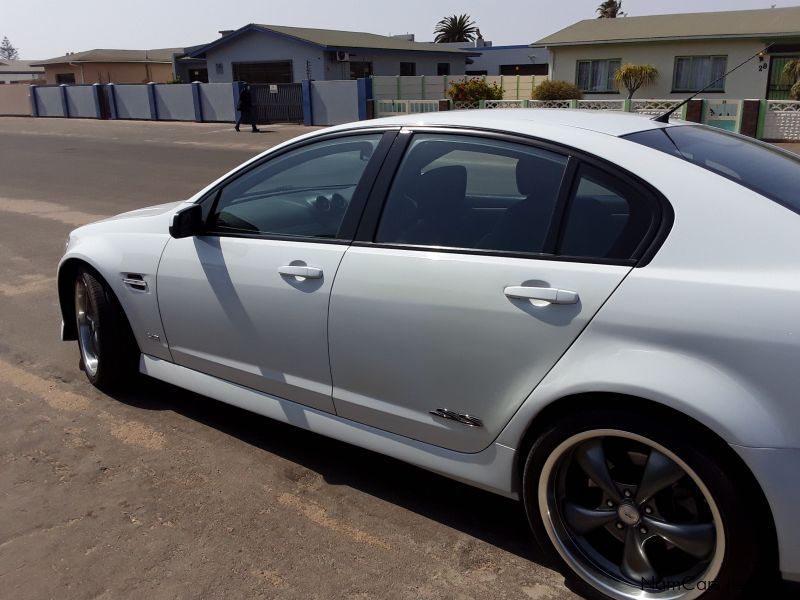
[58,257,139,354]
[58,257,100,340]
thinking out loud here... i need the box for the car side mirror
[169,203,204,239]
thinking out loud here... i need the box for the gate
[767,55,800,100]
[250,83,303,123]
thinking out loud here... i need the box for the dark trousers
[235,109,257,131]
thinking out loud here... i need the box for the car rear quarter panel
[498,134,800,451]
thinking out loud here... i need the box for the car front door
[157,131,392,413]
[328,131,661,452]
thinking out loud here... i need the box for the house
[183,23,476,83]
[0,60,45,84]
[532,6,800,100]
[30,48,183,84]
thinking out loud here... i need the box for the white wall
[549,39,770,99]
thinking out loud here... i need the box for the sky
[2,0,799,60]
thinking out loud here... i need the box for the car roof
[341,108,680,138]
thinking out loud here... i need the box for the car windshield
[623,125,800,215]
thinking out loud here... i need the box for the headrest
[516,155,563,198]
[414,165,468,216]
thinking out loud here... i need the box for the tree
[434,14,479,43]
[0,36,20,60]
[614,63,658,99]
[597,0,625,18]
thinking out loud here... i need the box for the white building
[533,6,800,100]
[0,60,44,84]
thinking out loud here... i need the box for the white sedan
[57,109,800,600]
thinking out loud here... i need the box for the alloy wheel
[539,429,725,600]
[75,277,100,377]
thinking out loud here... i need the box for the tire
[522,408,764,600]
[74,267,139,390]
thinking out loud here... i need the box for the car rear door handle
[278,265,323,279]
[504,286,579,304]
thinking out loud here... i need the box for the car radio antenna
[652,43,774,123]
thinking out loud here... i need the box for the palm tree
[614,63,658,99]
[597,0,625,18]
[434,14,479,43]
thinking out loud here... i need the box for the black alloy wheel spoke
[636,449,685,504]
[563,502,617,534]
[574,439,623,503]
[621,527,658,582]
[643,517,716,559]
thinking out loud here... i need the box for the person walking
[235,83,260,133]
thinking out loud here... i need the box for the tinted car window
[211,135,381,238]
[559,165,655,259]
[375,134,568,253]
[624,125,800,215]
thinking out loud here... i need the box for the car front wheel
[523,408,765,600]
[74,267,138,389]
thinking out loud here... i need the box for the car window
[558,165,655,260]
[624,125,800,215]
[375,134,568,253]
[210,134,382,239]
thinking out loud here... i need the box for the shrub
[447,77,503,103]
[532,80,583,101]
[791,81,800,101]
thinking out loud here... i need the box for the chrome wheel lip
[75,277,99,377]
[538,429,726,600]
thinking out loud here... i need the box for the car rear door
[156,130,395,413]
[328,129,663,452]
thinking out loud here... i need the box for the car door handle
[278,265,323,279]
[503,286,579,304]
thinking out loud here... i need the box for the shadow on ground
[107,375,798,600]
[109,375,544,561]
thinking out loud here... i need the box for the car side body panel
[58,201,186,361]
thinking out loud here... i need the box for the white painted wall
[548,39,770,99]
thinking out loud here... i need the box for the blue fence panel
[114,85,153,120]
[198,83,235,122]
[154,84,195,121]
[35,86,66,117]
[309,80,359,126]
[65,85,98,118]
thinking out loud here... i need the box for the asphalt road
[0,118,579,600]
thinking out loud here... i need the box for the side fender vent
[122,274,148,292]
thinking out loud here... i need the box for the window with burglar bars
[575,59,621,93]
[672,56,727,92]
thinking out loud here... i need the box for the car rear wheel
[74,267,138,389]
[523,408,763,600]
